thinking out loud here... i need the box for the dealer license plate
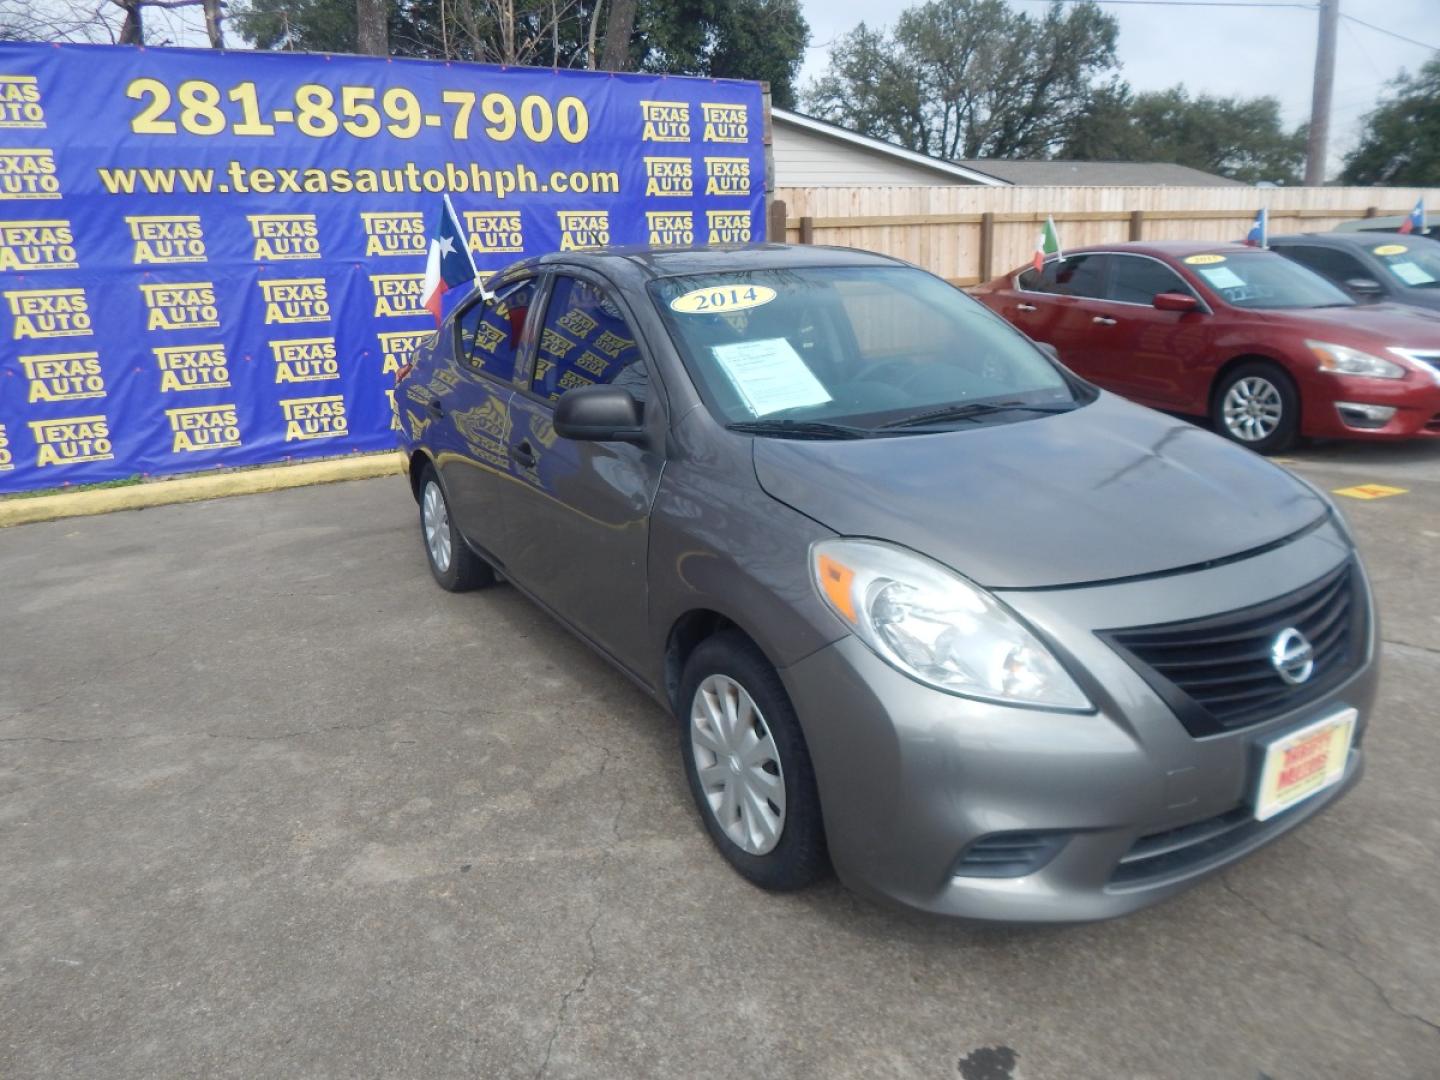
[1253,708,1357,822]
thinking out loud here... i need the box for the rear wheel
[678,632,828,891]
[419,465,493,592]
[1212,362,1299,454]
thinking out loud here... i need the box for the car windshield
[1369,240,1440,289]
[1185,251,1355,309]
[648,266,1086,434]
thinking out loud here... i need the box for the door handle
[510,440,537,469]
[425,397,444,417]
[1017,303,1038,312]
[1092,316,1117,326]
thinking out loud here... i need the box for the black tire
[1211,361,1300,455]
[678,632,829,891]
[418,464,494,592]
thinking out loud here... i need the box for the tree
[1064,85,1307,184]
[356,0,387,54]
[803,0,1118,159]
[1341,55,1440,186]
[233,0,808,99]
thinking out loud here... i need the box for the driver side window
[532,275,648,403]
[1106,256,1194,305]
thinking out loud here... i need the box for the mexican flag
[1033,216,1062,272]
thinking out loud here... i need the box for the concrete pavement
[1,444,1437,1079]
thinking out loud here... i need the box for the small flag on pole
[1244,208,1268,248]
[421,194,478,325]
[1398,198,1425,235]
[1032,216,1062,273]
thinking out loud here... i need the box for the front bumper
[779,522,1379,923]
[1301,373,1440,439]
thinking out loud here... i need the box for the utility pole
[1305,0,1338,185]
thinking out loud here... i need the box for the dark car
[393,244,1376,923]
[1332,215,1440,242]
[1270,232,1440,312]
[971,241,1440,453]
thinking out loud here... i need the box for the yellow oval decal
[669,284,777,315]
[1374,243,1408,256]
[1184,254,1227,265]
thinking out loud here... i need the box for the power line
[1339,13,1439,53]
[1009,1,1318,9]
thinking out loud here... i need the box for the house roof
[951,159,1244,187]
[771,109,1008,187]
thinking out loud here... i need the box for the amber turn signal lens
[816,553,857,623]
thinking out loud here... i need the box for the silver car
[395,245,1376,922]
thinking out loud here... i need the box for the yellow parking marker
[1333,483,1408,500]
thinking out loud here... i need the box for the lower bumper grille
[1110,806,1255,887]
[953,831,1068,878]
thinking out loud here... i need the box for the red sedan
[972,241,1440,453]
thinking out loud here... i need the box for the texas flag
[1398,198,1425,235]
[421,194,478,325]
[1244,208,1268,248]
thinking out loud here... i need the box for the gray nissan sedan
[394,245,1377,922]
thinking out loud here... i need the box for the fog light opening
[1335,402,1396,430]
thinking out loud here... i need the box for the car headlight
[811,539,1091,710]
[1306,340,1406,379]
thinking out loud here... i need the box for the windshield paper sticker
[670,283,777,315]
[1184,254,1226,265]
[1373,244,1408,256]
[710,337,832,417]
[1197,265,1246,290]
[1388,260,1436,286]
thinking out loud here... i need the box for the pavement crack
[534,741,624,1079]
[1221,876,1440,1037]
[534,904,603,1080]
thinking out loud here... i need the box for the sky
[796,0,1440,171]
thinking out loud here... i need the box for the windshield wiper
[726,418,876,440]
[878,400,1075,430]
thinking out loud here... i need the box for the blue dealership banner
[0,43,765,492]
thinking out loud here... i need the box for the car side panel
[645,408,845,700]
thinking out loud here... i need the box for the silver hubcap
[690,674,786,856]
[1222,377,1284,442]
[422,480,451,572]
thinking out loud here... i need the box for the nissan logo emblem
[1271,627,1316,686]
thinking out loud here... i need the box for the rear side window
[1107,255,1193,305]
[1020,254,1108,298]
[457,278,535,384]
[532,275,647,402]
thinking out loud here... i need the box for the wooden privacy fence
[769,185,1440,287]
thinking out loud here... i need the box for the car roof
[1333,216,1407,232]
[492,243,907,285]
[1059,240,1261,261]
[1267,231,1433,249]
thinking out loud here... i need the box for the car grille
[1099,560,1366,737]
[1404,350,1440,375]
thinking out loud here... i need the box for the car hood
[1258,302,1440,342]
[752,394,1328,589]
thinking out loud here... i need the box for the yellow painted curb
[0,451,407,528]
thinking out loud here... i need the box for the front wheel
[418,465,494,592]
[1212,363,1299,454]
[678,633,828,891]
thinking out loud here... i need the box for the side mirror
[1344,277,1385,300]
[1153,291,1200,313]
[553,384,645,444]
[1034,340,1060,362]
